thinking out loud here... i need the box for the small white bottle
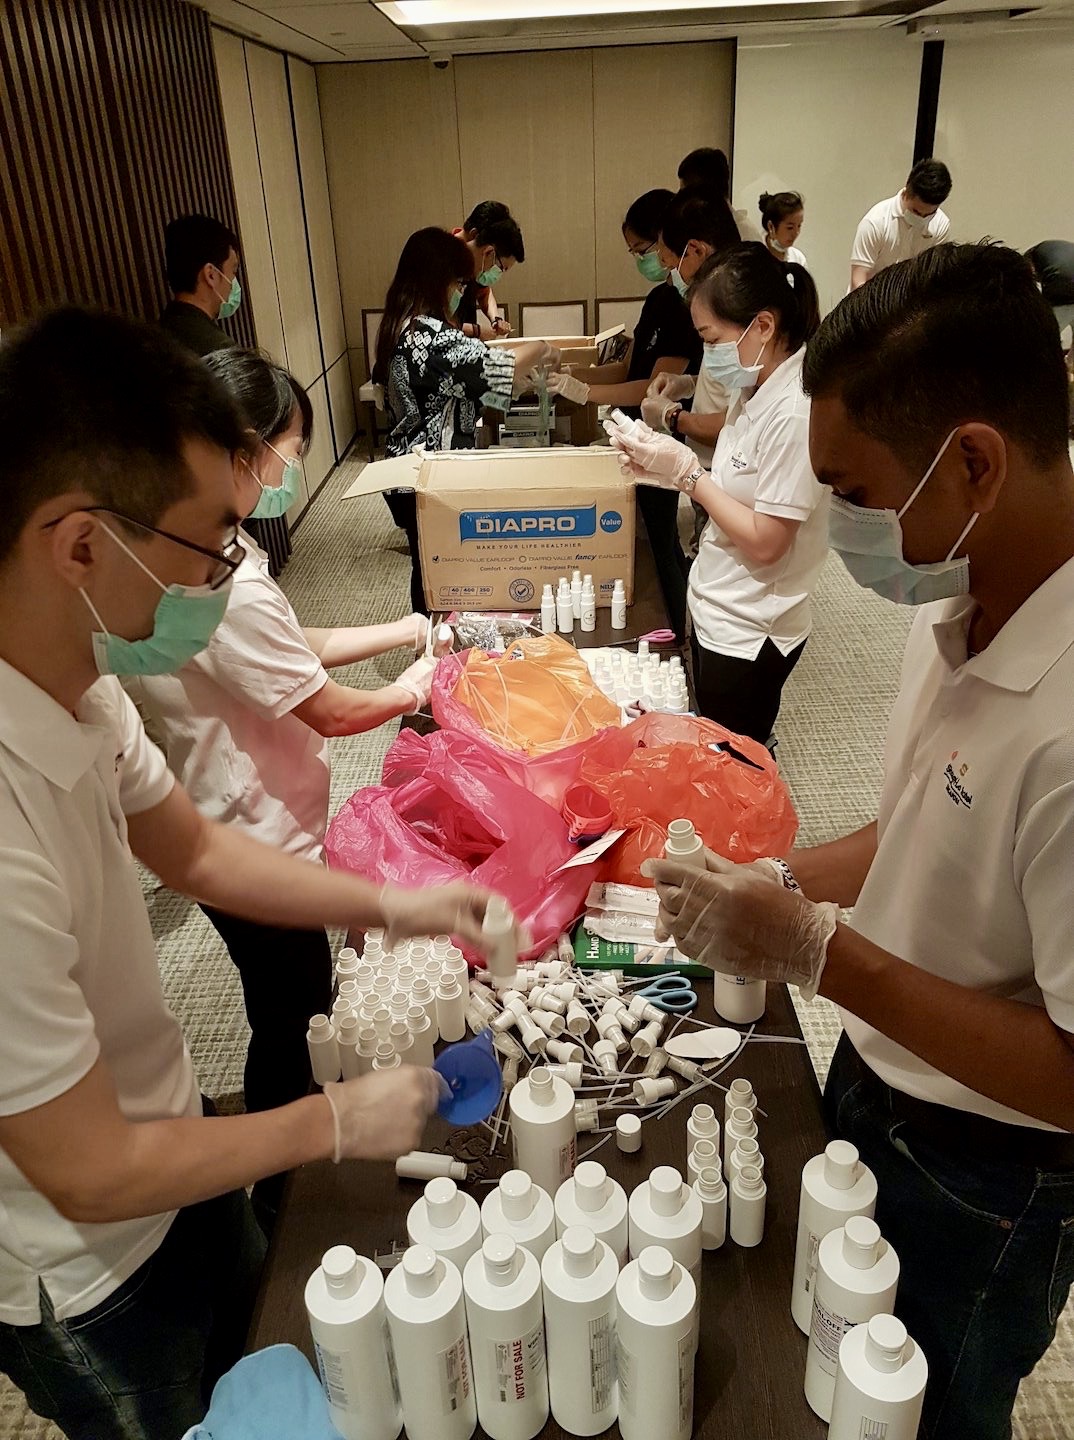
[791,1139,878,1334]
[686,1103,719,1164]
[509,1068,577,1196]
[554,1161,629,1267]
[436,975,466,1043]
[829,1313,928,1440]
[713,972,767,1026]
[396,1151,468,1183]
[406,1004,435,1068]
[307,1013,341,1086]
[615,1246,696,1440]
[724,1077,756,1132]
[729,1162,767,1248]
[481,895,519,990]
[407,1176,483,1272]
[557,579,574,633]
[383,1246,476,1440]
[663,818,705,868]
[463,1235,549,1440]
[687,1138,720,1186]
[305,1245,402,1440]
[805,1216,901,1421]
[541,1227,619,1435]
[570,569,583,621]
[540,583,556,635]
[481,1171,556,1263]
[627,1166,702,1292]
[580,576,596,633]
[728,1136,763,1187]
[723,1105,758,1169]
[610,579,627,629]
[693,1167,727,1251]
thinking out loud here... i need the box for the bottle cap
[843,1215,881,1269]
[321,1245,360,1297]
[865,1314,909,1372]
[499,1170,536,1222]
[434,1030,502,1125]
[562,1226,599,1278]
[616,1114,642,1152]
[823,1139,861,1190]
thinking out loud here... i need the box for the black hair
[690,243,820,353]
[906,159,952,206]
[622,189,675,245]
[203,349,313,453]
[0,307,248,565]
[660,188,741,259]
[164,214,240,294]
[802,242,1069,473]
[759,191,804,231]
[677,147,730,200]
[373,227,475,385]
[464,200,510,234]
[463,201,525,264]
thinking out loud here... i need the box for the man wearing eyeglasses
[0,308,512,1440]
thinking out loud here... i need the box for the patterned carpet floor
[1,460,1069,1437]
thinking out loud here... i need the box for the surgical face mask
[248,441,303,520]
[79,522,233,676]
[214,272,242,319]
[670,247,690,297]
[828,429,979,606]
[768,233,789,255]
[477,263,503,287]
[701,317,766,391]
[900,203,930,232]
[636,250,669,284]
[448,286,463,316]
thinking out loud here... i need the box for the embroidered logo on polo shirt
[730,451,749,470]
[943,750,973,809]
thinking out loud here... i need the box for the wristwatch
[665,403,683,436]
[681,465,704,496]
[767,857,802,892]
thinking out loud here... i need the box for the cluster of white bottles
[580,646,689,714]
[542,569,599,635]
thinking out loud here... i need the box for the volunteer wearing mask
[645,243,1074,1440]
[159,213,242,357]
[128,348,444,1224]
[0,309,509,1440]
[452,200,524,339]
[760,191,808,269]
[374,227,552,613]
[850,157,952,290]
[611,244,827,744]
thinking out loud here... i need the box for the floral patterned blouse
[385,316,515,458]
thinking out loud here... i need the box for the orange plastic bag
[579,712,798,885]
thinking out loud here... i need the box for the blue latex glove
[181,1344,343,1440]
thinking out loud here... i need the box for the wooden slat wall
[0,0,254,345]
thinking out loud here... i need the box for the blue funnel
[434,1031,503,1126]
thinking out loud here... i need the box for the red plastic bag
[579,713,798,885]
[325,726,591,961]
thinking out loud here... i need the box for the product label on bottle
[810,1296,854,1375]
[859,1421,888,1439]
[313,1341,349,1409]
[558,1135,577,1183]
[383,1318,401,1404]
[438,1336,472,1412]
[678,1331,694,1435]
[493,1320,546,1402]
[804,1230,821,1298]
[588,1312,615,1414]
[615,1336,634,1411]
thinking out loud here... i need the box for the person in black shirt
[451,202,525,339]
[1025,240,1074,359]
[159,215,241,358]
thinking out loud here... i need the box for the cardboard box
[487,325,625,369]
[342,447,635,613]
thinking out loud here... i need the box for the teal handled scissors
[638,972,698,1014]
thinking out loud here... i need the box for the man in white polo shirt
[0,308,502,1440]
[849,157,952,290]
[646,243,1074,1440]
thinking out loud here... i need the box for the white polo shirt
[129,532,331,861]
[688,347,830,660]
[850,193,950,277]
[844,558,1074,1131]
[0,663,200,1324]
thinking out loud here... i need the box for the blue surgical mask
[248,441,303,520]
[828,430,979,605]
[701,318,766,391]
[80,523,232,676]
[636,250,669,284]
[214,273,242,319]
[477,263,503,287]
[449,287,463,316]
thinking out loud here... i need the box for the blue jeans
[825,1033,1074,1440]
[0,1186,265,1440]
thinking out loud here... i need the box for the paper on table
[664,1028,742,1061]
[552,828,628,874]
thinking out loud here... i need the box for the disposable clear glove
[606,414,701,489]
[546,371,591,405]
[411,615,454,658]
[648,372,696,403]
[640,850,839,1000]
[640,395,677,433]
[492,317,512,337]
[378,880,532,955]
[322,1068,448,1163]
[392,655,437,713]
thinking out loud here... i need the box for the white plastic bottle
[307,1013,341,1086]
[686,1102,719,1161]
[541,1227,619,1435]
[724,1077,756,1134]
[509,1068,577,1196]
[615,1246,696,1440]
[610,579,627,630]
[805,1216,901,1421]
[553,1161,629,1267]
[829,1313,928,1440]
[791,1139,878,1334]
[580,576,596,633]
[627,1166,703,1292]
[540,583,556,635]
[570,569,583,622]
[406,1176,483,1272]
[729,1162,767,1248]
[463,1235,549,1440]
[436,975,466,1043]
[713,969,767,1025]
[481,1171,556,1263]
[481,895,519,990]
[663,818,704,868]
[304,1245,402,1440]
[693,1167,727,1251]
[557,579,574,633]
[383,1246,476,1440]
[723,1105,758,1170]
[396,1151,468,1183]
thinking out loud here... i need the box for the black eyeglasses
[45,506,244,591]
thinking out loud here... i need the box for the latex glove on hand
[641,394,678,433]
[605,413,701,490]
[640,849,840,1000]
[323,1067,447,1163]
[411,615,454,658]
[379,880,532,956]
[492,317,512,337]
[546,370,591,405]
[648,371,696,404]
[393,655,436,714]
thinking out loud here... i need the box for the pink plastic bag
[325,727,591,961]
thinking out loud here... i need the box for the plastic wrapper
[325,726,591,962]
[579,712,798,885]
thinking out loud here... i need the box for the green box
[572,927,710,980]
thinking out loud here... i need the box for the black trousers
[690,634,806,745]
[383,490,428,616]
[637,486,690,644]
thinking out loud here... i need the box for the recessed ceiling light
[377,1,814,24]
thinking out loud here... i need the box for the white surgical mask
[768,234,788,255]
[828,430,980,605]
[701,317,766,392]
[901,203,930,232]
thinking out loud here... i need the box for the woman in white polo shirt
[610,244,828,743]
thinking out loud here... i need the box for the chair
[518,300,589,339]
[597,296,646,340]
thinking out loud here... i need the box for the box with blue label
[341,448,635,612]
